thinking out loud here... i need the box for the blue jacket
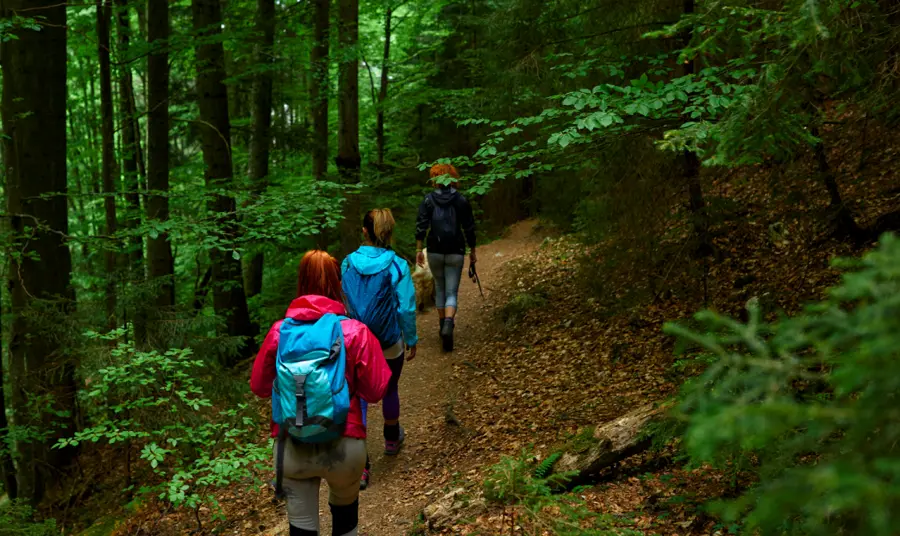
[341,246,418,348]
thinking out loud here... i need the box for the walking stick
[469,262,485,299]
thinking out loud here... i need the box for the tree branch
[546,21,676,47]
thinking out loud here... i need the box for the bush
[0,502,56,536]
[57,332,269,523]
[665,233,900,535]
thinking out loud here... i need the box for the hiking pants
[276,436,366,535]
[361,351,404,426]
[427,253,465,309]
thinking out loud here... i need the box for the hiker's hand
[470,249,477,264]
[406,345,417,361]
[416,251,425,268]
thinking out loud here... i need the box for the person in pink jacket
[251,250,391,536]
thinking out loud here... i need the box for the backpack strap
[294,375,308,427]
[274,431,287,500]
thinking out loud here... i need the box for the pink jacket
[250,295,391,439]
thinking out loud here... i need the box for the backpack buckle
[294,374,307,427]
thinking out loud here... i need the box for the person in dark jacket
[415,164,476,351]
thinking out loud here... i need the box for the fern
[533,452,562,479]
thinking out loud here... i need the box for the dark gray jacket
[415,187,476,255]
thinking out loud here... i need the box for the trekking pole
[469,262,485,299]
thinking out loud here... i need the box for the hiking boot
[441,318,455,352]
[384,426,406,456]
[360,468,370,490]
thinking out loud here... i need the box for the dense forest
[2,0,900,533]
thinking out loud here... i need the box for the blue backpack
[273,313,350,497]
[342,259,402,348]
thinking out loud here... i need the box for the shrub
[57,332,269,524]
[0,502,56,536]
[665,233,900,535]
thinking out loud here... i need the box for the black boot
[441,318,455,352]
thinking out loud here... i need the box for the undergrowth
[482,450,641,535]
[0,502,56,535]
[501,290,548,327]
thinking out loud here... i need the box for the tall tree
[98,0,118,329]
[311,0,331,249]
[116,0,148,344]
[0,292,17,500]
[244,0,276,298]
[2,0,76,504]
[375,5,392,166]
[192,0,256,361]
[681,0,710,257]
[337,0,361,257]
[311,0,330,182]
[147,0,175,344]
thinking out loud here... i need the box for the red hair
[296,250,342,301]
[429,163,460,188]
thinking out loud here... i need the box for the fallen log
[555,402,666,487]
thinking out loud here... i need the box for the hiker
[250,250,391,536]
[342,208,418,490]
[415,163,477,351]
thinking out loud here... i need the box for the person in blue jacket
[341,208,418,490]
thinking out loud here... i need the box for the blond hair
[363,208,395,248]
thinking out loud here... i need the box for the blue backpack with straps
[273,313,350,443]
[273,313,350,497]
[342,259,402,348]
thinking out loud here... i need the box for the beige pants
[276,436,366,533]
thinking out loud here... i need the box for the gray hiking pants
[427,252,465,308]
[276,436,367,535]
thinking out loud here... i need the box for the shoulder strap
[389,254,403,281]
[274,432,287,499]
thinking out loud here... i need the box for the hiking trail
[256,220,544,535]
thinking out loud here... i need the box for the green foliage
[665,233,900,535]
[483,450,638,535]
[501,290,548,327]
[532,452,562,479]
[57,331,269,516]
[0,502,56,536]
[0,16,40,42]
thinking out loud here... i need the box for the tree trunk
[0,294,18,500]
[147,0,175,344]
[554,403,664,487]
[810,127,866,241]
[116,0,147,345]
[193,0,256,362]
[311,0,331,249]
[244,0,276,299]
[2,0,77,504]
[376,7,392,166]
[681,0,710,257]
[337,0,362,258]
[99,0,118,330]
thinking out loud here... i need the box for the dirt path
[265,220,543,536]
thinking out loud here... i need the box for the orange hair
[429,163,460,188]
[296,250,342,301]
